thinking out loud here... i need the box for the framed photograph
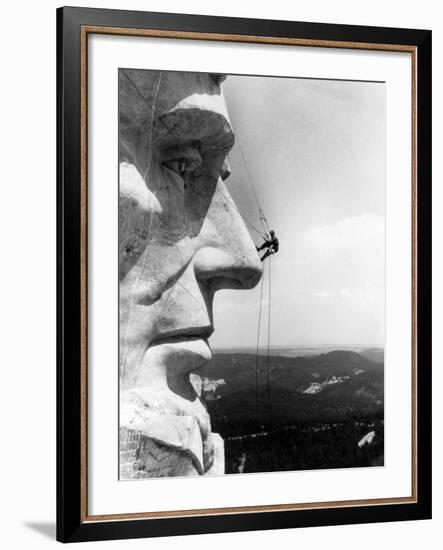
[57,6,432,543]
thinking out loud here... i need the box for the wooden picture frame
[57,6,432,543]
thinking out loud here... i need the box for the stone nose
[193,182,263,292]
[193,246,263,292]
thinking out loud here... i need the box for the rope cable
[266,256,272,421]
[232,124,272,235]
[254,270,266,420]
[214,185,266,237]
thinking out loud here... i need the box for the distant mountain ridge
[212,345,384,359]
[359,348,384,364]
[199,350,382,394]
[197,349,383,435]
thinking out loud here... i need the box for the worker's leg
[260,249,272,262]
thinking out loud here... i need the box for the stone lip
[150,326,214,346]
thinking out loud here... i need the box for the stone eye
[162,158,189,179]
[161,146,202,185]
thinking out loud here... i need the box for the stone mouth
[146,330,214,374]
[151,326,214,346]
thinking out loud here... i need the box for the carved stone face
[119,70,262,476]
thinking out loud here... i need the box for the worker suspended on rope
[256,230,279,262]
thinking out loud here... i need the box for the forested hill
[196,350,384,473]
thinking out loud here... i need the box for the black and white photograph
[51,5,431,544]
[0,0,435,546]
[118,68,385,480]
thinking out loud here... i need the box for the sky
[210,74,385,350]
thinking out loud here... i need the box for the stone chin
[119,287,226,479]
[119,340,223,478]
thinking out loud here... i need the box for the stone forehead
[119,69,229,125]
[120,69,234,157]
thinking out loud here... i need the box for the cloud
[304,214,384,254]
[312,289,351,298]
[303,214,384,288]
[212,214,385,348]
[298,214,385,343]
